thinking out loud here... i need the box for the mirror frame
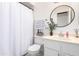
[50,5,75,27]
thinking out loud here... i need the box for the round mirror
[50,5,75,27]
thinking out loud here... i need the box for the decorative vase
[50,31,53,36]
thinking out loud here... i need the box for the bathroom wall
[34,2,79,36]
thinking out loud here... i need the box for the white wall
[34,2,79,36]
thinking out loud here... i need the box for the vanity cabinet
[34,36,79,56]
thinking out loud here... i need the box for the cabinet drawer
[44,47,58,56]
[62,42,79,56]
[44,39,61,51]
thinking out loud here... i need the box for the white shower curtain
[0,3,11,56]
[20,3,33,55]
[10,3,33,56]
[0,3,33,56]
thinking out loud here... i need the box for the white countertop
[35,35,79,44]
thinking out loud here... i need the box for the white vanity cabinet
[34,36,79,56]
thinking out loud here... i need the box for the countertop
[35,35,79,44]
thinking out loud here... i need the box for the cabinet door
[44,39,60,51]
[62,42,79,56]
[44,47,58,56]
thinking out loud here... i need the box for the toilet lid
[28,44,41,51]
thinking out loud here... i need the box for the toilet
[28,44,41,56]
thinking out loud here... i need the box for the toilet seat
[28,44,41,55]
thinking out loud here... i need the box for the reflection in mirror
[57,12,68,26]
[50,5,75,27]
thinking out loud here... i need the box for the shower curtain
[0,3,33,56]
